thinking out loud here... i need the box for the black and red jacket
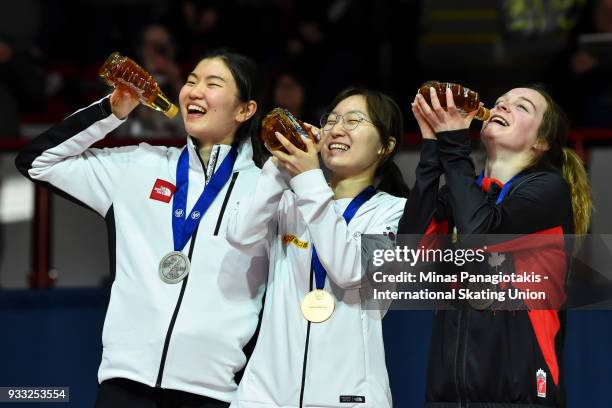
[398,130,573,407]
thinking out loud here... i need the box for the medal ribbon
[172,145,238,251]
[474,170,527,304]
[476,170,525,205]
[311,186,377,290]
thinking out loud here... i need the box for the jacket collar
[480,176,504,192]
[186,135,255,179]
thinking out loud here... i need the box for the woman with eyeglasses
[226,88,409,408]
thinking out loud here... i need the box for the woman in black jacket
[400,85,592,407]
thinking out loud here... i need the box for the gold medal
[300,289,335,323]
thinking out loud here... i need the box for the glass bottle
[99,52,179,118]
[260,108,314,152]
[418,81,490,121]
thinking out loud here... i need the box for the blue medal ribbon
[311,186,377,290]
[476,170,525,205]
[172,145,238,251]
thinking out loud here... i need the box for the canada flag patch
[150,179,176,203]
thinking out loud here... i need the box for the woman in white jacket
[227,88,409,408]
[16,50,268,408]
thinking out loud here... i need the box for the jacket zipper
[214,172,239,235]
[298,265,315,407]
[155,171,237,387]
[156,225,200,387]
[455,310,469,407]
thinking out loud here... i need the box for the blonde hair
[561,148,592,235]
[529,86,592,236]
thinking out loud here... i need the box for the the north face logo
[155,186,172,196]
[150,179,176,203]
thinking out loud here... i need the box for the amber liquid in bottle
[418,81,490,121]
[99,52,179,118]
[260,108,314,153]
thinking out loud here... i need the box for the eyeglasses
[319,112,374,131]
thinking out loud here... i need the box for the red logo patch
[150,179,176,203]
[536,369,547,398]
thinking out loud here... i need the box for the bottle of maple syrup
[99,52,179,118]
[418,81,490,121]
[260,108,315,152]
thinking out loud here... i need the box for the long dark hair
[199,49,266,166]
[327,87,410,197]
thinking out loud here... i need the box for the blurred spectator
[259,1,390,117]
[0,0,45,280]
[562,0,612,126]
[169,0,236,64]
[34,1,170,118]
[138,23,184,97]
[269,68,317,123]
[0,0,45,138]
[114,23,185,139]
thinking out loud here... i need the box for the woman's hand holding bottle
[110,86,140,120]
[269,122,320,177]
[414,87,479,133]
[411,94,437,140]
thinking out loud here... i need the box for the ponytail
[376,159,410,198]
[561,147,592,236]
[527,85,593,237]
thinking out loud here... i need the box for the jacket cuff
[100,95,128,124]
[420,139,439,164]
[262,157,291,188]
[289,169,329,198]
[436,129,471,150]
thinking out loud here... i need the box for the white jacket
[15,96,268,402]
[227,159,406,408]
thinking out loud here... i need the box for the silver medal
[159,251,191,284]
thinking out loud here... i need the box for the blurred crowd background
[2,0,612,306]
[1,0,611,141]
[1,1,612,406]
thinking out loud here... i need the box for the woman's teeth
[187,104,207,114]
[490,116,509,126]
[329,143,349,151]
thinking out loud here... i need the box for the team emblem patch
[536,369,547,398]
[150,179,176,203]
